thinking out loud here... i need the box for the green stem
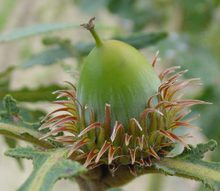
[76,154,220,191]
[147,174,164,191]
[75,165,159,191]
[90,27,103,46]
[157,158,220,182]
[81,17,103,47]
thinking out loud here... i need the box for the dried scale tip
[40,55,208,170]
[80,17,96,31]
[81,17,103,47]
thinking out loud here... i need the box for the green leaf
[177,0,215,33]
[108,188,123,191]
[155,140,220,191]
[0,66,14,90]
[4,136,23,169]
[0,22,111,43]
[115,32,167,49]
[0,23,79,42]
[0,95,25,126]
[0,95,44,127]
[0,0,16,30]
[0,122,53,148]
[0,85,61,102]
[0,66,15,78]
[5,147,86,191]
[22,47,72,68]
[2,95,19,115]
[75,0,109,12]
[22,32,167,68]
[197,88,220,161]
[107,0,135,14]
[0,95,46,131]
[0,95,51,166]
[155,34,220,86]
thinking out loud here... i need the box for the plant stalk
[81,17,103,47]
[75,165,159,191]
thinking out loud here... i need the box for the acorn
[40,18,208,169]
[77,17,160,128]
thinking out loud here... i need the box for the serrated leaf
[4,136,23,169]
[0,95,46,131]
[0,122,53,148]
[0,94,27,127]
[0,95,51,166]
[155,140,220,191]
[0,23,79,42]
[5,147,86,191]
[2,95,19,115]
[22,32,167,68]
[0,95,43,128]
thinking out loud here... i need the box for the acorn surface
[77,39,160,128]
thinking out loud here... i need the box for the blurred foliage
[0,0,16,30]
[75,0,164,31]
[176,0,217,33]
[0,22,79,42]
[23,32,167,68]
[0,85,63,102]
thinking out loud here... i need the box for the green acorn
[77,18,160,127]
[40,18,208,169]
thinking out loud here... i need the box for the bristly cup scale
[40,18,208,189]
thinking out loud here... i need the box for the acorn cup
[40,18,209,170]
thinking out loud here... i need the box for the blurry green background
[0,0,220,191]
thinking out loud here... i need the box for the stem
[75,167,106,191]
[75,165,159,191]
[75,176,106,191]
[81,17,103,47]
[147,174,164,191]
[75,146,220,191]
